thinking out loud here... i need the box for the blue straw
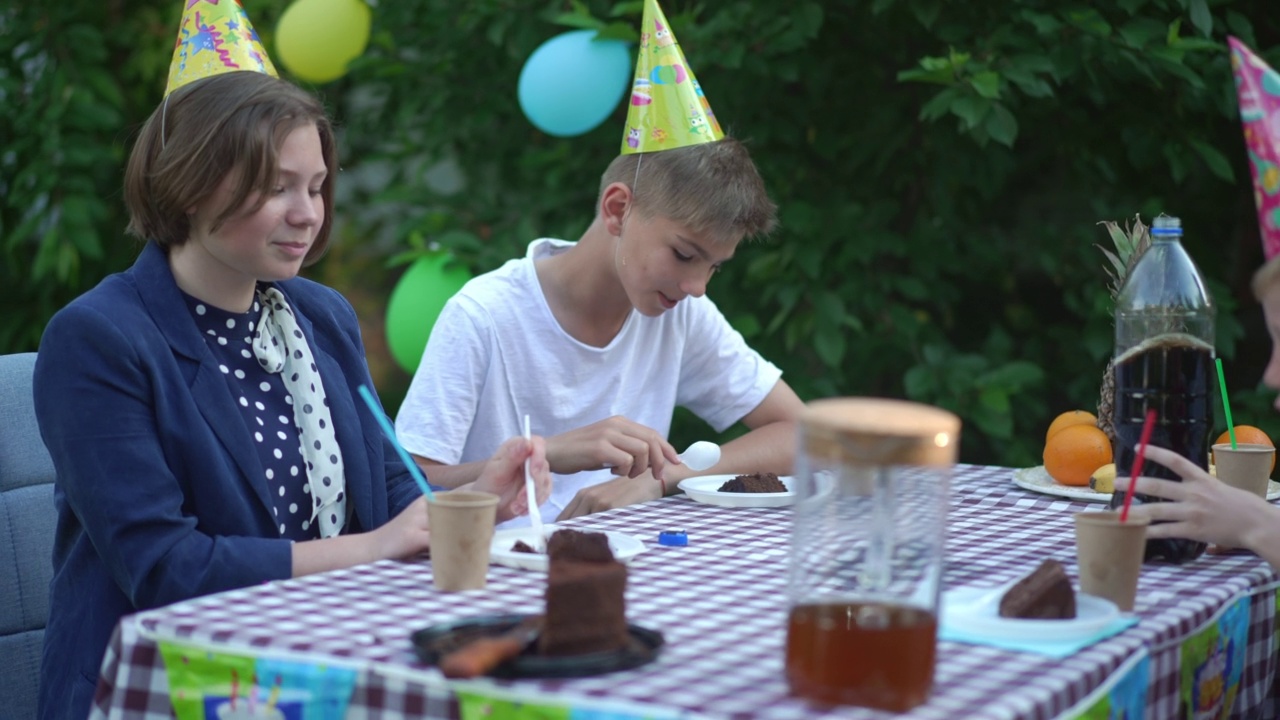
[356,384,435,499]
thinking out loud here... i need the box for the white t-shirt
[395,238,782,527]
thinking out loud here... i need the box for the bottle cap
[1151,214,1183,237]
[658,530,688,547]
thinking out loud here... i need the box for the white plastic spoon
[677,441,721,472]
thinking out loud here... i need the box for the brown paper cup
[427,491,499,591]
[1212,443,1274,498]
[1074,511,1149,612]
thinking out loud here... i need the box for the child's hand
[472,435,552,522]
[1115,444,1274,550]
[556,471,663,520]
[545,416,679,480]
[373,495,431,560]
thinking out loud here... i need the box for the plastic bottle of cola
[1107,215,1215,564]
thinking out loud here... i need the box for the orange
[1213,425,1275,472]
[1046,410,1099,443]
[1044,424,1112,486]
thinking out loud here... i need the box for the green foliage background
[4,0,1279,467]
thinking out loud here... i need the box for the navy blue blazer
[33,243,420,720]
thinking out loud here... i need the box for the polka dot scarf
[252,286,347,538]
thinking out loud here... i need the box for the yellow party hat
[165,0,278,97]
[621,0,724,154]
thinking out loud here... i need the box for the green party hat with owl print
[621,0,724,154]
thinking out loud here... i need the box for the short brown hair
[598,137,777,241]
[124,72,337,265]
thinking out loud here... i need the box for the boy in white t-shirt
[394,1,803,525]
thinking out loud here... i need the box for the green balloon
[276,0,372,84]
[386,254,472,374]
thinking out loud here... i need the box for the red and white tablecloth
[90,465,1280,719]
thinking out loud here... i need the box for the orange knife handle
[440,636,526,678]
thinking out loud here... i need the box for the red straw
[1120,408,1158,522]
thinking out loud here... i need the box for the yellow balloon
[276,0,372,84]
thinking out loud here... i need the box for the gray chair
[0,353,56,719]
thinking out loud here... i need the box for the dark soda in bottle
[1107,216,1214,564]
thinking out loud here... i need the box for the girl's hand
[371,495,431,560]
[472,435,552,522]
[1115,444,1274,550]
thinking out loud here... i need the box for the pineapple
[1095,214,1152,446]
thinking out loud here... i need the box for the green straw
[1216,358,1237,450]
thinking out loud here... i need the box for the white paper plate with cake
[1013,465,1280,503]
[943,587,1120,642]
[490,526,647,572]
[943,560,1120,642]
[678,473,797,508]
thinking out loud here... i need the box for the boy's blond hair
[1252,256,1280,301]
[598,137,777,241]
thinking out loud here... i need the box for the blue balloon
[518,30,632,138]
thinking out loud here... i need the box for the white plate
[1012,465,1280,503]
[677,474,796,508]
[942,585,1120,642]
[489,526,647,572]
[1011,466,1111,503]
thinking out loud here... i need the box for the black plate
[411,614,663,679]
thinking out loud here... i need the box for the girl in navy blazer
[32,71,550,720]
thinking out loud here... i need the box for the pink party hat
[165,0,278,97]
[621,0,724,154]
[1229,37,1280,261]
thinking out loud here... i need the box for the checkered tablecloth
[91,465,1280,720]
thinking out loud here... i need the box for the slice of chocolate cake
[538,558,629,656]
[546,529,614,563]
[718,472,787,493]
[998,559,1077,620]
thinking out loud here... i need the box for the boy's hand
[545,416,680,480]
[556,471,664,520]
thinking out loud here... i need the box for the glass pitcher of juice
[786,398,960,712]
